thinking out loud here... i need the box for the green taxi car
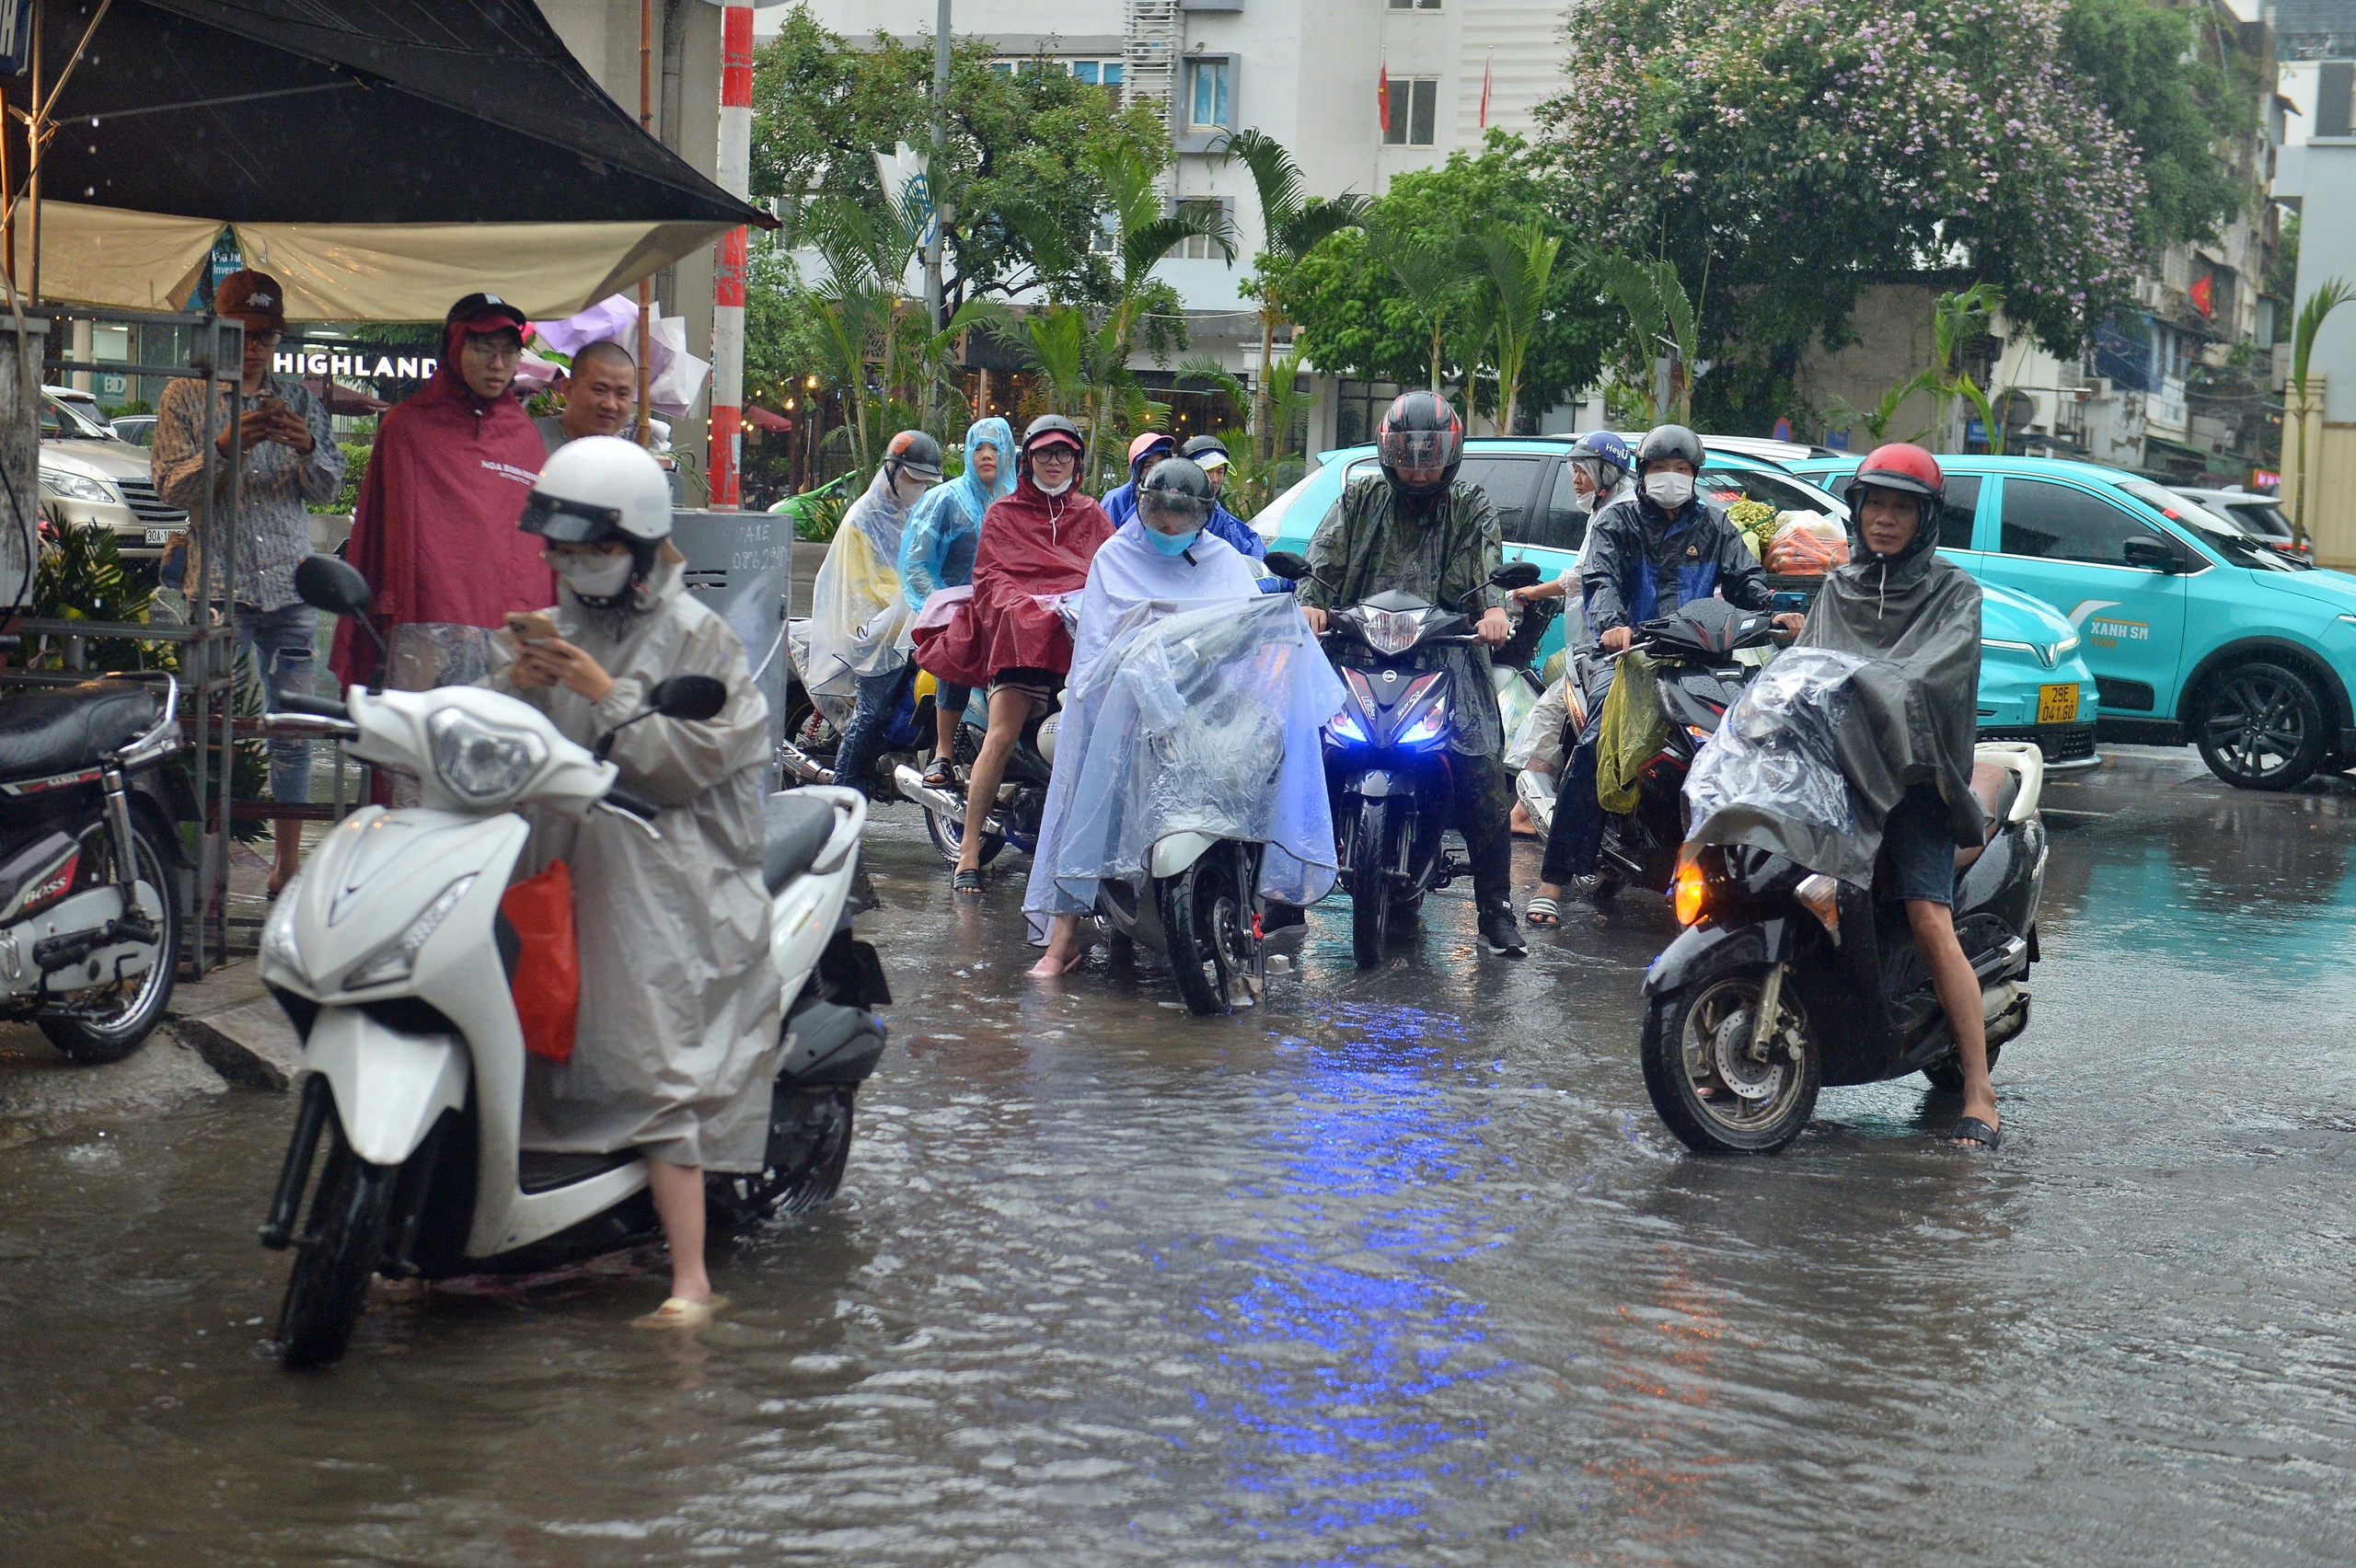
[1784,453,2356,790]
[1257,438,2100,765]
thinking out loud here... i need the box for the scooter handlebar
[603,786,661,821]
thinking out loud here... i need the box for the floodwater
[4,750,2353,1566]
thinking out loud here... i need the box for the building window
[1383,77,1438,146]
[1089,211,1118,258]
[1190,60,1230,129]
[990,57,1124,105]
[1172,199,1227,260]
[1388,0,1443,8]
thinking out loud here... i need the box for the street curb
[170,1002,302,1091]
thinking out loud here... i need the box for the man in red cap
[153,267,344,894]
[330,294,555,721]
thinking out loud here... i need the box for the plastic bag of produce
[1766,513,1851,575]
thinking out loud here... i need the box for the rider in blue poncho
[897,417,1017,784]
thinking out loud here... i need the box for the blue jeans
[240,601,316,807]
[832,668,906,796]
[1540,656,1615,885]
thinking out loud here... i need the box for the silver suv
[39,387,189,565]
[2170,486,2308,565]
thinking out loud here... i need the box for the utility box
[669,508,791,784]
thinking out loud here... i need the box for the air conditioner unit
[2084,376,2111,398]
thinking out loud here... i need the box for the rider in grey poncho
[484,436,781,1328]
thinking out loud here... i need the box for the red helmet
[1844,443,1943,508]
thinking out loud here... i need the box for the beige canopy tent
[4,0,773,320]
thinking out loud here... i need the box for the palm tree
[1473,220,1561,437]
[1923,282,2004,453]
[1364,213,1470,396]
[1587,250,1702,424]
[1210,129,1368,461]
[2287,279,2356,550]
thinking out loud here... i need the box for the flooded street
[4,750,2353,1565]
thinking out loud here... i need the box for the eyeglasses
[247,332,282,351]
[466,340,525,364]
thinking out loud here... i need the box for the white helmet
[520,435,673,548]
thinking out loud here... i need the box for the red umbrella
[745,404,791,432]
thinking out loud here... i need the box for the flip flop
[1525,895,1561,928]
[630,1294,728,1331]
[920,757,955,790]
[1946,1115,2002,1150]
[953,869,985,896]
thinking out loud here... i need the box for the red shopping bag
[500,862,579,1064]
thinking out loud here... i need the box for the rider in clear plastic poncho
[804,432,943,795]
[1023,461,1345,975]
[897,419,1016,778]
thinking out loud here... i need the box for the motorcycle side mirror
[294,554,373,618]
[1263,550,1311,582]
[1491,560,1543,591]
[649,674,728,722]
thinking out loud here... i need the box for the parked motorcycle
[1517,598,1776,901]
[1264,551,1541,968]
[257,557,889,1369]
[892,699,1059,870]
[1640,741,2047,1154]
[0,672,191,1062]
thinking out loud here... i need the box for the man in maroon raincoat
[913,415,1113,893]
[329,293,554,696]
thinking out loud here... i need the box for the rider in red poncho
[329,294,555,694]
[912,415,1113,894]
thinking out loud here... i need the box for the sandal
[630,1294,728,1331]
[1524,895,1561,928]
[1946,1115,2002,1151]
[953,869,985,896]
[1025,947,1087,978]
[920,756,955,790]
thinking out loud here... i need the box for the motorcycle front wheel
[1348,800,1390,969]
[1640,971,1820,1155]
[277,1125,397,1369]
[1159,844,1259,1017]
[38,820,180,1065]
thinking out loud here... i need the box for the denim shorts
[1879,783,1956,906]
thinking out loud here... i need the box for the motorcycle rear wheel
[1349,801,1390,969]
[922,791,1004,870]
[1641,971,1820,1155]
[1160,845,1256,1017]
[278,1127,397,1369]
[37,822,179,1066]
[718,1086,857,1221]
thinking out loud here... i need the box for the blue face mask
[1144,525,1200,558]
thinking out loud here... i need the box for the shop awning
[5,0,776,320]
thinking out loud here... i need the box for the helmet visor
[520,490,624,544]
[1140,490,1211,526]
[1380,427,1461,472]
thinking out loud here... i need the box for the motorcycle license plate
[144,528,171,545]
[2037,683,2078,724]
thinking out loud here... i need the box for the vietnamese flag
[1480,54,1493,129]
[1379,61,1391,133]
[2189,271,2214,318]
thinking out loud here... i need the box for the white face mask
[892,472,933,507]
[1035,473,1073,497]
[1644,471,1695,511]
[554,551,634,599]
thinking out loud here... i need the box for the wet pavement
[3,748,2353,1566]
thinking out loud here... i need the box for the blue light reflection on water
[1178,1003,1534,1561]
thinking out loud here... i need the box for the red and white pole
[710,1,754,509]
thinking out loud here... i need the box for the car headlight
[2050,633,2079,656]
[344,875,477,989]
[261,871,306,977]
[427,709,549,804]
[39,466,118,503]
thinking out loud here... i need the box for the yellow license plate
[2038,683,2079,724]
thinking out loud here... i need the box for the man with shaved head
[537,339,684,500]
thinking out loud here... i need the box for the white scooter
[256,558,889,1369]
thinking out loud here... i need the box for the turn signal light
[1673,856,1707,925]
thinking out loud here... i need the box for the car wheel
[2196,661,2331,791]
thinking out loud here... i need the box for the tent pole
[25,3,36,306]
[710,2,752,510]
[636,0,653,450]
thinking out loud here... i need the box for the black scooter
[1264,552,1540,967]
[892,698,1058,870]
[1638,743,2048,1154]
[1586,597,1774,900]
[0,673,192,1062]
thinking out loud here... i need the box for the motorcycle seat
[1953,763,2022,870]
[762,790,837,894]
[0,680,156,780]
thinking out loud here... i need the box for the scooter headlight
[1394,695,1449,747]
[1360,607,1426,656]
[1325,708,1370,745]
[261,871,306,978]
[343,875,477,990]
[427,709,549,805]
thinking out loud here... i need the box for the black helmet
[1376,390,1464,497]
[1178,433,1230,464]
[1019,413,1085,477]
[1137,457,1216,526]
[1636,423,1704,473]
[881,429,944,487]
